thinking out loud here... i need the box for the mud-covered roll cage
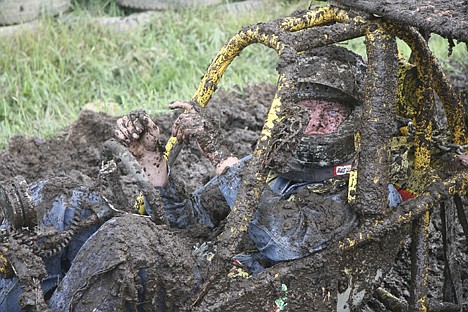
[161,4,468,311]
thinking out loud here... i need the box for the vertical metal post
[402,26,435,312]
[354,23,398,216]
[388,21,468,145]
[410,211,430,311]
[216,74,291,260]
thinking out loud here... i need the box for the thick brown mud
[0,78,467,310]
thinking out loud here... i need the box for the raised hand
[115,110,167,186]
[170,101,205,143]
[169,101,239,175]
[115,110,163,158]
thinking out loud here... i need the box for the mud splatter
[0,79,467,310]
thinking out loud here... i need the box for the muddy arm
[114,111,169,223]
[115,110,168,187]
[170,101,240,175]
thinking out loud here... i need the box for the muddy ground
[1,75,468,310]
[0,83,273,195]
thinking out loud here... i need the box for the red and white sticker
[334,164,351,176]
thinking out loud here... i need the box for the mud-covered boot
[0,176,37,229]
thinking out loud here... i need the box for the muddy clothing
[0,155,403,311]
[45,156,404,311]
[48,215,200,312]
[156,156,402,263]
[156,156,360,263]
[0,179,109,312]
[0,176,202,312]
[42,158,362,311]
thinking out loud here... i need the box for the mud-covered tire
[116,0,223,10]
[0,0,71,26]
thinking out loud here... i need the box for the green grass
[0,0,309,148]
[0,0,467,149]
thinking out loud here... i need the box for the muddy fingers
[115,110,164,155]
[114,110,168,186]
[170,101,238,173]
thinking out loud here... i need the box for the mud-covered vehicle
[162,2,468,310]
[1,1,468,311]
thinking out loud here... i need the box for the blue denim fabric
[388,184,403,208]
[155,156,349,262]
[155,156,402,264]
[154,177,198,228]
[0,181,105,312]
[155,157,250,228]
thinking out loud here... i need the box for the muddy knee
[50,215,199,311]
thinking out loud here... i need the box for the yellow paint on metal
[447,174,468,195]
[164,136,178,161]
[347,171,357,203]
[413,142,431,173]
[192,27,284,108]
[164,24,289,160]
[397,61,418,119]
[384,20,468,145]
[423,210,430,231]
[0,253,10,276]
[433,73,468,145]
[262,95,283,131]
[413,77,433,172]
[253,74,287,160]
[0,246,14,279]
[417,298,428,312]
[386,21,434,174]
[348,131,361,204]
[373,219,384,225]
[133,191,146,215]
[398,211,413,222]
[399,126,409,136]
[391,136,410,148]
[280,6,349,31]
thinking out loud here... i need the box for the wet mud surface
[0,77,468,310]
[0,83,273,194]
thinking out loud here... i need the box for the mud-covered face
[300,100,351,135]
[273,46,366,177]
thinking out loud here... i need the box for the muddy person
[0,45,406,311]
